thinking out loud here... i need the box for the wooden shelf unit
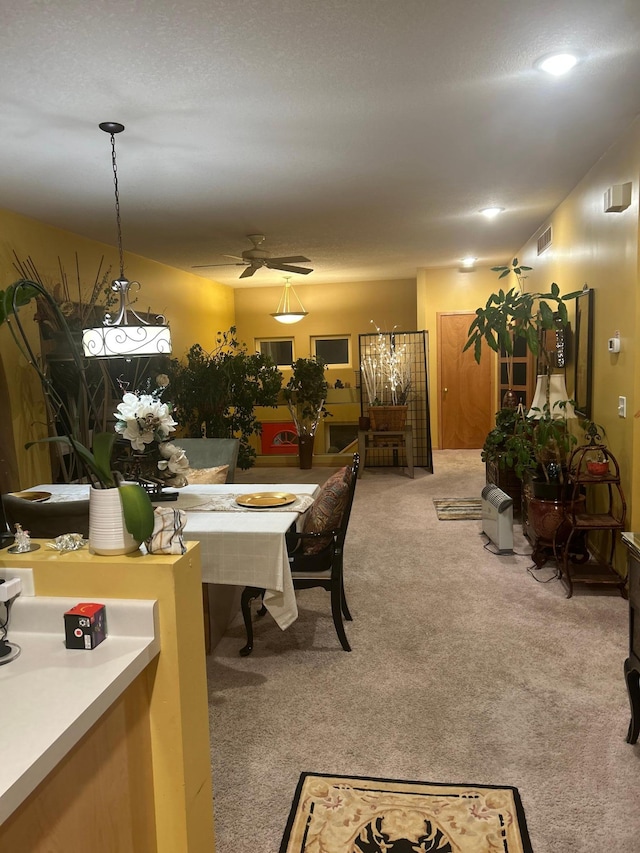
[558,443,627,598]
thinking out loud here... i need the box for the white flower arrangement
[114,391,178,452]
[114,377,191,488]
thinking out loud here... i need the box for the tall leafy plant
[282,356,330,437]
[168,328,283,469]
[464,258,581,371]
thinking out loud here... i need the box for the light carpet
[208,451,638,853]
[433,497,483,520]
[280,772,532,853]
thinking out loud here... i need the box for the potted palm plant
[282,356,330,469]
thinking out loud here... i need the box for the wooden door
[438,312,493,449]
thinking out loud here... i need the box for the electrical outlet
[0,577,22,602]
[0,568,34,596]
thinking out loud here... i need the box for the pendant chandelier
[271,276,308,324]
[82,122,172,358]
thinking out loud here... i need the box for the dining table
[29,482,320,633]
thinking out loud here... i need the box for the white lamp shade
[271,312,307,324]
[528,374,575,419]
[82,324,172,358]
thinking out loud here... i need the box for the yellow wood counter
[0,542,215,853]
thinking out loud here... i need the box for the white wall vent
[537,226,552,255]
[481,484,514,553]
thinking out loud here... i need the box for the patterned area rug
[280,773,532,853]
[433,498,483,520]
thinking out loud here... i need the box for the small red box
[64,603,107,650]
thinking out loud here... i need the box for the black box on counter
[64,603,107,650]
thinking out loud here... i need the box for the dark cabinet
[622,533,640,743]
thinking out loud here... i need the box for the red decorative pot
[586,461,609,477]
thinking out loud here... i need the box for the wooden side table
[357,428,414,478]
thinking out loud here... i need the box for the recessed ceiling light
[480,207,504,219]
[461,256,477,267]
[535,52,580,76]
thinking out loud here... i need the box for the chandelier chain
[109,131,125,279]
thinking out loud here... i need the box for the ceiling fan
[192,234,313,279]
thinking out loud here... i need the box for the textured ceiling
[2,0,640,288]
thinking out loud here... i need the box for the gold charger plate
[9,490,51,503]
[235,492,297,508]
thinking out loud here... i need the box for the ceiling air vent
[537,226,552,255]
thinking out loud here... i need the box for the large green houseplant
[168,328,283,469]
[469,259,582,498]
[485,400,580,486]
[282,356,330,469]
[464,258,581,371]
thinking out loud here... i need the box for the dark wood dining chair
[239,453,360,656]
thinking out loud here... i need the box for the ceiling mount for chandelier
[82,122,172,358]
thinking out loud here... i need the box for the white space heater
[481,484,514,553]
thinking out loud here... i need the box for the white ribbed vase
[89,485,141,556]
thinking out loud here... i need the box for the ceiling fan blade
[266,262,313,275]
[268,255,311,264]
[192,262,246,269]
[223,254,245,261]
[239,265,259,279]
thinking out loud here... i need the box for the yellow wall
[0,208,234,488]
[417,265,502,446]
[233,276,417,387]
[234,278,417,456]
[514,115,640,529]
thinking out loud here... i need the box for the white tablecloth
[31,483,319,629]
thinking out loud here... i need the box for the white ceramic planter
[89,485,141,556]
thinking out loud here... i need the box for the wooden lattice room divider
[358,330,433,473]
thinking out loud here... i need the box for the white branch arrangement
[361,323,411,406]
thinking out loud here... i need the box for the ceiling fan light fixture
[271,276,308,324]
[82,122,172,358]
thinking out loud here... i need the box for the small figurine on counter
[13,523,32,553]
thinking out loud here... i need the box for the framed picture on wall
[573,288,594,418]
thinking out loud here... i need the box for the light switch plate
[618,396,627,418]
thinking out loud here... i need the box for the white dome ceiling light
[535,52,580,77]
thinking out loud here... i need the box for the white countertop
[0,594,159,824]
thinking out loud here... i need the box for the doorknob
[443,387,448,392]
